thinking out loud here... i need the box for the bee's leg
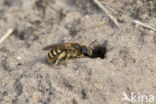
[54,51,66,67]
[64,53,71,67]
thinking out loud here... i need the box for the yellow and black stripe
[48,49,62,59]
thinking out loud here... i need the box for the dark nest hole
[90,44,107,59]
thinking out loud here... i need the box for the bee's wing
[42,43,64,50]
[42,43,75,51]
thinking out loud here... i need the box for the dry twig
[93,0,120,28]
[0,29,14,45]
[133,20,156,32]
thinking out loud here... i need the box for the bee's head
[81,46,92,57]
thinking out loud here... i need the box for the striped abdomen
[48,49,62,62]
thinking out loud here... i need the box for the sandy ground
[0,0,156,104]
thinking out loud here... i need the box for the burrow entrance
[90,43,107,59]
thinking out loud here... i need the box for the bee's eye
[81,46,87,54]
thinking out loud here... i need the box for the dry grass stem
[0,29,14,45]
[93,0,120,28]
[133,20,156,32]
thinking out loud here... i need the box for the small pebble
[16,56,22,60]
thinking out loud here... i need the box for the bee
[43,41,96,67]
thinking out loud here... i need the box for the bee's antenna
[89,39,97,48]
